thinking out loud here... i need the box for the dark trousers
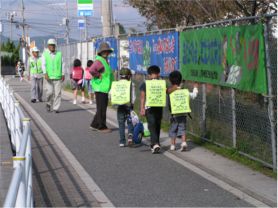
[117,106,134,144]
[146,107,163,147]
[91,92,108,130]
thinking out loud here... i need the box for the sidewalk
[6,77,277,207]
[62,90,277,207]
[0,106,13,204]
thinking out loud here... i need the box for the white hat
[47,39,56,45]
[32,47,39,52]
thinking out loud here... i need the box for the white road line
[14,92,115,208]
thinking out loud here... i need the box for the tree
[1,39,20,66]
[127,0,277,29]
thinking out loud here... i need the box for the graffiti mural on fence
[180,24,267,94]
[94,37,118,70]
[128,32,179,76]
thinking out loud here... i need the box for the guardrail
[0,77,33,207]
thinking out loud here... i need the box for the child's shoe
[119,143,125,147]
[89,100,93,104]
[152,144,160,154]
[81,97,86,104]
[180,142,187,152]
[127,134,133,147]
[73,99,77,105]
[170,144,176,151]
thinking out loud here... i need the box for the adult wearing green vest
[42,39,65,113]
[27,47,43,103]
[89,42,114,133]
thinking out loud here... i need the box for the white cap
[47,38,56,45]
[32,47,39,52]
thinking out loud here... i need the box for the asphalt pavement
[5,77,275,207]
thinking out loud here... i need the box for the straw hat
[97,42,113,55]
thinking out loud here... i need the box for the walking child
[167,71,198,151]
[111,68,135,147]
[70,59,85,104]
[140,65,166,154]
[27,47,44,103]
[84,60,95,104]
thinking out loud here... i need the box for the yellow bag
[111,80,131,105]
[169,89,191,114]
[146,80,166,107]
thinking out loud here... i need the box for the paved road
[8,78,252,207]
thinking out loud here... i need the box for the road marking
[14,92,115,208]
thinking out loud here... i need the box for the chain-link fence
[58,15,277,170]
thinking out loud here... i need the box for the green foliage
[1,39,20,66]
[127,0,277,29]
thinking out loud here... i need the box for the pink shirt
[88,60,104,78]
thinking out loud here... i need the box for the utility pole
[7,11,16,40]
[101,0,113,37]
[66,0,69,44]
[21,0,27,71]
[0,0,2,76]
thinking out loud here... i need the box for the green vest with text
[29,57,43,75]
[91,55,114,93]
[43,51,62,79]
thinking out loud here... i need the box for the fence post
[13,156,26,208]
[201,84,207,138]
[264,20,277,170]
[231,88,237,148]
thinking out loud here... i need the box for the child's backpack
[129,111,144,144]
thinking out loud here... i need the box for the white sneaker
[170,145,176,151]
[180,142,188,152]
[152,144,160,154]
[89,100,93,104]
[73,99,77,105]
[119,143,125,147]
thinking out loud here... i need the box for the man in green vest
[89,42,114,133]
[42,39,65,113]
[27,47,43,103]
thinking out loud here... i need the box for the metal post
[201,84,207,139]
[264,20,277,170]
[13,156,26,208]
[231,88,236,148]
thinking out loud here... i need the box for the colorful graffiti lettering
[164,57,177,73]
[129,40,143,54]
[153,36,175,54]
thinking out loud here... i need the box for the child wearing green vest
[140,65,165,154]
[167,71,198,151]
[111,68,135,147]
[27,47,44,103]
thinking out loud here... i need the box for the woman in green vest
[28,47,43,103]
[89,42,114,133]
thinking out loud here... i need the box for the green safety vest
[146,80,166,107]
[91,55,114,93]
[169,89,191,114]
[43,51,62,79]
[111,80,131,105]
[29,57,43,75]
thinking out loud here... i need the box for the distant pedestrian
[27,47,44,103]
[167,71,198,151]
[16,60,24,81]
[70,59,85,104]
[140,65,165,154]
[89,42,114,133]
[84,60,95,104]
[111,68,135,147]
[42,38,65,113]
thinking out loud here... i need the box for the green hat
[119,68,131,76]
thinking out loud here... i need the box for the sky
[0,0,146,41]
